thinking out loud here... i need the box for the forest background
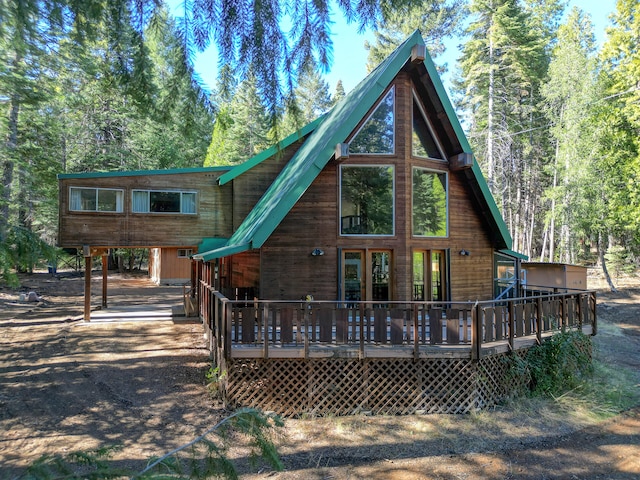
[1,0,639,289]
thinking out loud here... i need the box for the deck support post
[83,248,91,322]
[536,297,543,345]
[471,304,481,361]
[507,300,515,351]
[591,292,597,336]
[101,252,108,308]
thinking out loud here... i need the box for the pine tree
[364,0,467,71]
[596,0,640,287]
[540,7,599,264]
[456,0,553,256]
[205,73,271,166]
[333,80,346,104]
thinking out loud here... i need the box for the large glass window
[340,165,394,235]
[349,87,395,154]
[69,187,123,212]
[412,168,447,237]
[132,190,197,214]
[412,97,443,159]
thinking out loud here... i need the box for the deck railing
[198,281,596,361]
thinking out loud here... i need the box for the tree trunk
[2,92,20,241]
[487,6,495,194]
[549,139,559,262]
[598,231,617,293]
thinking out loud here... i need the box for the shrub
[525,331,593,397]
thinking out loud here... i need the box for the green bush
[507,331,593,398]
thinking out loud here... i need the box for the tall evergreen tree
[596,0,640,283]
[204,73,271,166]
[280,64,334,136]
[456,0,553,256]
[540,7,599,264]
[364,0,466,71]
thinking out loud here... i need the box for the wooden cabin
[58,31,595,416]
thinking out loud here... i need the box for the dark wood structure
[58,31,596,414]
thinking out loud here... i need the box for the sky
[175,0,618,97]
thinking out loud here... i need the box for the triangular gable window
[349,87,395,154]
[412,97,443,160]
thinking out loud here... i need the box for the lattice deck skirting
[221,350,534,416]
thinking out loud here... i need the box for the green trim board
[57,166,228,180]
[217,115,325,186]
[196,30,516,261]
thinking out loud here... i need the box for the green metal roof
[196,30,515,262]
[499,249,529,260]
[57,166,228,180]
[197,237,229,253]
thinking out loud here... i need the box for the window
[412,168,447,237]
[349,87,395,154]
[69,187,123,212]
[132,190,197,214]
[412,96,444,159]
[340,165,394,235]
[177,249,193,258]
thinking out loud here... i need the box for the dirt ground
[1,271,639,479]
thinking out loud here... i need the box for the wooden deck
[195,283,596,415]
[197,286,596,361]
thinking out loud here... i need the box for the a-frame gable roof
[195,30,513,262]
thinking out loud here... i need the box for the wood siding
[58,171,232,248]
[232,140,307,230]
[149,247,194,285]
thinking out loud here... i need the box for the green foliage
[539,6,600,264]
[20,409,283,480]
[204,73,271,166]
[604,245,635,278]
[205,365,227,397]
[365,0,467,71]
[20,446,126,480]
[507,331,593,398]
[4,225,58,274]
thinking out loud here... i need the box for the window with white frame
[412,168,448,237]
[69,187,124,212]
[177,249,193,258]
[340,165,394,235]
[132,190,197,214]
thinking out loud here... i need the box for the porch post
[101,252,108,308]
[471,303,482,361]
[83,245,91,322]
